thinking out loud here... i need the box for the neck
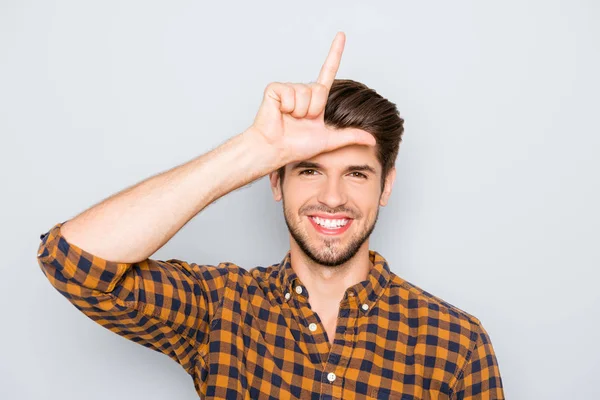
[288,241,372,305]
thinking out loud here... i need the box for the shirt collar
[277,250,391,312]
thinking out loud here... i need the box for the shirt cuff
[37,221,133,293]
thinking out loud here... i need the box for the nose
[316,178,347,209]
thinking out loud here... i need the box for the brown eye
[299,169,318,175]
[350,172,367,179]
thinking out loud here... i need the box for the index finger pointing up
[316,32,346,90]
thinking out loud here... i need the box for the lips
[308,216,353,236]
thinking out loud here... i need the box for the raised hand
[250,32,376,167]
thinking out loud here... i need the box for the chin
[302,243,357,267]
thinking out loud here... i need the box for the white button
[361,303,369,311]
[284,292,291,300]
[309,323,317,332]
[295,286,303,294]
[327,372,336,382]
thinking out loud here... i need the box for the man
[37,32,504,399]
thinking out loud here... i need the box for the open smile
[308,216,353,236]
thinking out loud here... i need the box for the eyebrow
[291,161,377,175]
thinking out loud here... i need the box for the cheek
[358,202,381,224]
[283,186,317,208]
[349,188,380,208]
[282,195,308,220]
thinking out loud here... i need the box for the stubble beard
[282,195,379,268]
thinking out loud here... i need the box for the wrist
[240,126,286,173]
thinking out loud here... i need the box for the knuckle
[282,84,295,95]
[295,83,310,96]
[265,82,281,94]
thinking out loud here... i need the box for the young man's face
[270,129,396,267]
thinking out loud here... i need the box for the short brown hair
[278,79,404,192]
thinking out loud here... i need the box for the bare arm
[59,31,374,264]
[36,32,376,374]
[60,128,279,263]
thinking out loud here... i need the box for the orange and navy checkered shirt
[37,221,504,399]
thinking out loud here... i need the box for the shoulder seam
[388,278,480,325]
[449,322,483,394]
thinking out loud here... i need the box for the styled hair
[278,78,404,192]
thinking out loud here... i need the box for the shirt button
[284,292,291,300]
[309,323,317,332]
[361,303,369,311]
[295,286,303,295]
[327,372,336,382]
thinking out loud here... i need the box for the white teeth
[312,217,349,228]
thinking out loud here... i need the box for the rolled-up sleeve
[36,221,230,374]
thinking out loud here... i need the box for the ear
[379,167,396,207]
[269,170,283,202]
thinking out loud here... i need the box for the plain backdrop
[1,1,599,399]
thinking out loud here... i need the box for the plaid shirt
[37,221,504,399]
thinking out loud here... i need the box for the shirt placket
[318,292,359,400]
[288,282,330,367]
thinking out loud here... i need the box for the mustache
[299,205,361,219]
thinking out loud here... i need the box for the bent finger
[265,82,295,114]
[306,82,328,119]
[290,83,312,118]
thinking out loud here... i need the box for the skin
[59,32,393,340]
[255,33,398,337]
[269,142,396,334]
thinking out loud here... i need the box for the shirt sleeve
[452,321,505,399]
[36,221,231,374]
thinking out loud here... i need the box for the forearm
[60,127,279,263]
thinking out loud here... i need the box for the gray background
[1,1,598,399]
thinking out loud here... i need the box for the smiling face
[270,129,396,267]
